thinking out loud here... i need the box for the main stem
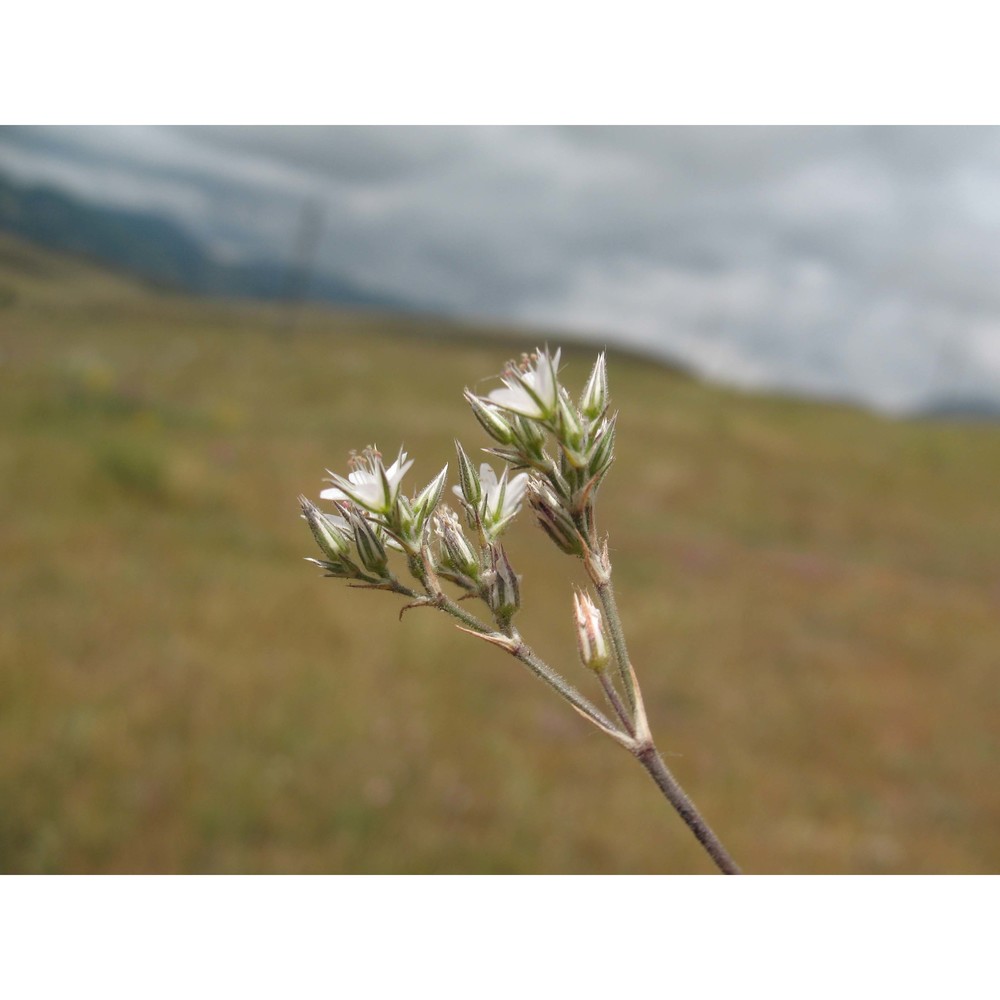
[587,543,741,874]
[634,743,741,874]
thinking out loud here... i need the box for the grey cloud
[172,126,481,185]
[2,125,1000,411]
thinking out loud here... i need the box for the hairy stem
[591,574,637,715]
[508,630,629,744]
[391,577,493,635]
[432,591,496,634]
[634,743,741,874]
[407,578,630,745]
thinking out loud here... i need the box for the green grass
[2,232,999,873]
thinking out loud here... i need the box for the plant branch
[407,569,631,745]
[508,630,631,746]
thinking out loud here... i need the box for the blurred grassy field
[2,232,999,873]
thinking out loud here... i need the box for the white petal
[387,457,414,489]
[534,348,560,407]
[479,463,499,491]
[488,385,545,418]
[385,450,410,480]
[505,472,529,510]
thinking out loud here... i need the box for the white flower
[487,347,561,420]
[320,446,414,515]
[479,462,528,538]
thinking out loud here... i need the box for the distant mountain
[0,172,413,312]
[916,395,1000,422]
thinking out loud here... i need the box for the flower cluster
[299,445,448,586]
[300,346,616,637]
[464,348,616,556]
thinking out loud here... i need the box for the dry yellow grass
[2,233,999,872]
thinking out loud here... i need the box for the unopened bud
[434,507,481,582]
[345,506,389,577]
[413,465,448,528]
[304,555,356,579]
[486,544,520,623]
[527,479,583,556]
[453,441,482,509]
[299,496,351,562]
[395,492,416,538]
[511,413,546,461]
[573,590,610,673]
[556,388,586,458]
[464,391,516,445]
[580,352,609,421]
[586,413,617,481]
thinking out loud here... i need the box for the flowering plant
[300,348,740,873]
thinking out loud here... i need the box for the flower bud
[304,555,356,578]
[453,441,482,509]
[434,507,481,582]
[394,492,416,538]
[486,544,520,622]
[572,590,610,673]
[299,495,351,562]
[412,464,449,529]
[344,506,389,578]
[556,388,586,463]
[464,391,516,445]
[586,412,617,481]
[527,479,583,556]
[580,352,609,421]
[510,413,546,462]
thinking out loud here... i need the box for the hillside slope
[0,172,410,310]
[2,233,999,873]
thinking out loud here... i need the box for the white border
[1,876,996,997]
[4,2,999,124]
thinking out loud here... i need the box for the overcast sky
[4,125,1000,413]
